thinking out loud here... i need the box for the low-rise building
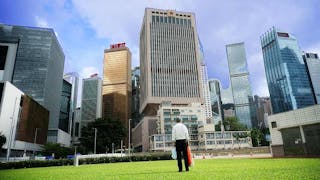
[268,105,320,157]
[0,82,49,158]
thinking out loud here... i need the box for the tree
[251,128,270,147]
[233,132,249,149]
[223,117,247,131]
[0,132,6,149]
[79,118,126,154]
[41,142,73,159]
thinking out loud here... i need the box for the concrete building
[303,52,320,104]
[103,43,131,141]
[268,105,320,157]
[0,24,65,144]
[139,8,204,115]
[0,82,49,158]
[150,102,205,151]
[226,42,255,128]
[81,75,102,127]
[261,28,316,114]
[132,116,158,152]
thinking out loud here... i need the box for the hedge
[0,153,171,170]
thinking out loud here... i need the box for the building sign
[110,43,126,49]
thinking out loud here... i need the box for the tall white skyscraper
[139,8,204,115]
[81,74,102,127]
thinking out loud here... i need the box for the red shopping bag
[187,146,193,166]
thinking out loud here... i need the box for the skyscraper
[102,43,131,137]
[303,52,320,104]
[63,72,79,144]
[199,40,213,124]
[0,24,65,143]
[81,75,102,127]
[58,79,72,146]
[139,8,203,115]
[208,79,222,125]
[261,28,316,113]
[226,42,255,128]
[131,66,141,127]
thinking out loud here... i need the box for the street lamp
[93,128,97,154]
[128,119,132,157]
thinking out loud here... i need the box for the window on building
[0,45,8,70]
[271,121,277,128]
[152,16,155,23]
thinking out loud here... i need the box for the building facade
[268,105,320,157]
[254,95,273,128]
[63,72,80,145]
[208,79,223,125]
[103,43,131,137]
[198,39,213,124]
[131,67,141,127]
[149,102,251,151]
[261,28,316,114]
[57,79,72,146]
[0,82,49,157]
[139,8,204,115]
[0,24,65,144]
[81,75,102,127]
[226,42,255,128]
[303,52,320,104]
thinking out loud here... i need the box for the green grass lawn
[0,158,319,180]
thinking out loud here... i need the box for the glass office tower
[226,42,255,128]
[0,24,65,144]
[261,28,316,113]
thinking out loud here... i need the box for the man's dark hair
[175,117,181,123]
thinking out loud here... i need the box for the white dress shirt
[172,122,190,141]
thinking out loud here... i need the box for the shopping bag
[171,147,177,160]
[187,146,194,166]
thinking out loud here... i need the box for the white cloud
[35,16,49,28]
[80,66,100,79]
[305,42,320,54]
[69,0,314,97]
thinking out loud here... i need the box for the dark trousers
[176,139,189,171]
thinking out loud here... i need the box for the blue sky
[1,0,320,97]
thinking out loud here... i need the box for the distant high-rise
[139,8,203,115]
[102,43,131,136]
[199,40,213,124]
[81,75,102,127]
[226,42,255,128]
[131,66,141,127]
[63,72,79,144]
[58,79,72,146]
[261,28,316,113]
[0,24,65,143]
[303,52,320,104]
[208,79,222,125]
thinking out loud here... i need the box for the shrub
[0,153,171,170]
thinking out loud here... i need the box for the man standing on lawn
[172,117,190,172]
